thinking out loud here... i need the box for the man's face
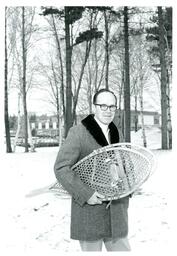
[94,92,117,125]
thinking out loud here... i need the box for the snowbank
[1,127,175,254]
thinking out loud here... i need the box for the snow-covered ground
[0,127,176,254]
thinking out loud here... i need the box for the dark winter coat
[54,114,129,241]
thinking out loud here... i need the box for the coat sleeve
[54,126,95,207]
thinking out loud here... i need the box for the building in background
[9,110,160,146]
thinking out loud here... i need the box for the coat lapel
[81,114,119,147]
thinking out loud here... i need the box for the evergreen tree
[41,7,103,137]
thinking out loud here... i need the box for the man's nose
[106,107,112,112]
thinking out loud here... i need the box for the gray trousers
[79,236,131,251]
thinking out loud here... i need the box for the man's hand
[87,191,105,205]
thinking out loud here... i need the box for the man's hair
[93,88,117,105]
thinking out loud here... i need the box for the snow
[0,127,176,255]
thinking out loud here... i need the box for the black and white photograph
[1,0,176,254]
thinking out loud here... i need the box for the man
[54,89,131,251]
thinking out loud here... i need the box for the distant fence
[10,136,59,148]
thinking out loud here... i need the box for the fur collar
[81,114,119,146]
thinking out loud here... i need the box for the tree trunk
[94,39,98,92]
[64,7,73,137]
[4,7,12,153]
[13,93,21,152]
[97,55,106,90]
[72,41,92,123]
[139,93,147,147]
[51,14,66,130]
[104,10,109,89]
[56,86,60,144]
[22,7,29,152]
[134,95,138,132]
[158,7,168,149]
[88,84,92,114]
[28,117,35,152]
[166,71,172,149]
[118,67,124,134]
[123,7,131,142]
[86,59,92,114]
[138,31,147,147]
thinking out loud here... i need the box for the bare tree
[37,54,63,146]
[158,7,168,149]
[138,58,147,148]
[7,7,38,152]
[71,9,103,122]
[48,14,66,135]
[104,9,109,89]
[21,7,29,152]
[42,13,66,145]
[4,7,12,153]
[130,27,149,147]
[123,7,131,142]
[72,40,92,123]
[64,7,73,137]
[85,40,106,114]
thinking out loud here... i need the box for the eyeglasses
[95,104,117,112]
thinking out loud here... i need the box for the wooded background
[4,6,172,152]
